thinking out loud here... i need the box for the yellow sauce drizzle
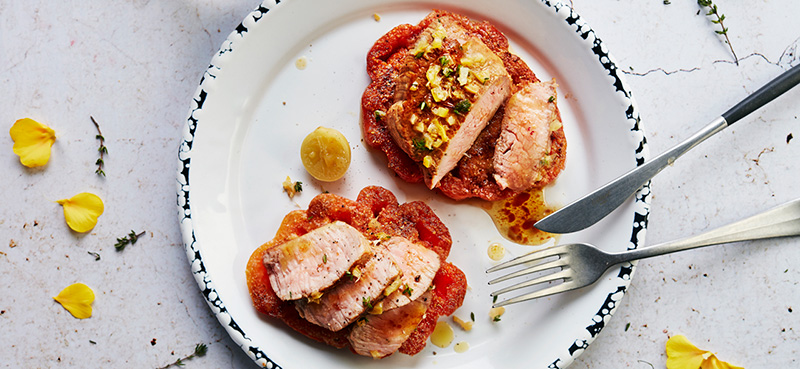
[430,321,454,348]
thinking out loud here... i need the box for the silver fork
[487,198,800,308]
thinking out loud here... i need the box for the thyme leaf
[90,116,107,177]
[156,343,208,369]
[115,230,146,251]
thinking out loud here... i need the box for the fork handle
[612,198,800,264]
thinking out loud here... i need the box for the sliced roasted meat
[262,221,373,301]
[385,15,512,189]
[348,292,432,359]
[381,236,440,311]
[295,247,401,332]
[493,79,562,191]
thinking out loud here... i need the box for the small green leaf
[453,99,472,115]
[412,138,429,152]
[129,230,139,243]
[194,343,208,356]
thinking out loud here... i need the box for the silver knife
[534,64,800,234]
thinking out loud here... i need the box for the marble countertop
[2,1,798,368]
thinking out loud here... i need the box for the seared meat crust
[362,10,567,200]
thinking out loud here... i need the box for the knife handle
[722,63,800,125]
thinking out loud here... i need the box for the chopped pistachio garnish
[362,296,373,310]
[432,107,449,117]
[453,99,472,115]
[368,300,384,315]
[412,138,428,152]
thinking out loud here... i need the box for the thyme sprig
[157,343,208,369]
[87,251,101,261]
[90,116,107,177]
[697,0,738,65]
[115,230,146,251]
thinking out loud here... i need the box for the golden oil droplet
[295,56,308,70]
[487,242,505,261]
[454,341,469,353]
[430,321,454,348]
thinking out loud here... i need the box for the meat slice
[493,79,562,191]
[381,236,440,311]
[348,292,432,358]
[385,15,512,189]
[295,247,401,332]
[262,221,373,301]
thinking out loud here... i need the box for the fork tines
[486,246,573,307]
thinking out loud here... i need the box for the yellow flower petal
[10,118,56,167]
[702,355,744,369]
[667,335,708,369]
[55,192,104,233]
[53,283,95,319]
[667,335,744,369]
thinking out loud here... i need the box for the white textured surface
[1,1,798,368]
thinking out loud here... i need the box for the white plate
[177,0,650,368]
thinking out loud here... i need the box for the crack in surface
[2,46,33,74]
[622,67,700,77]
[621,52,787,77]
